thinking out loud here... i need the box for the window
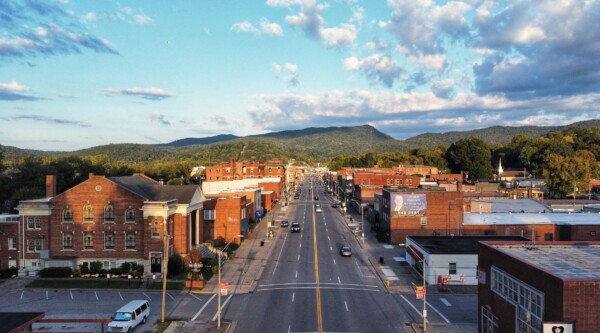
[481,307,499,333]
[83,204,94,222]
[63,233,73,250]
[104,203,114,222]
[151,220,160,238]
[63,208,73,222]
[8,238,17,250]
[104,232,115,250]
[27,217,41,229]
[204,210,216,220]
[27,239,41,252]
[491,266,543,333]
[125,208,136,222]
[83,232,94,250]
[449,262,457,275]
[396,179,401,186]
[126,233,136,250]
[386,179,393,185]
[591,230,597,236]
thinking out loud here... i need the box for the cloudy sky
[2,0,600,151]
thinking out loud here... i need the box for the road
[219,176,455,333]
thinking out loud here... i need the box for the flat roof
[408,236,528,255]
[464,212,600,226]
[471,198,549,213]
[0,312,45,333]
[487,243,600,280]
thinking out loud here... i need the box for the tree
[445,137,493,181]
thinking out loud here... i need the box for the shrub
[0,267,18,279]
[38,267,73,278]
[168,254,184,277]
[79,264,90,275]
[90,261,103,274]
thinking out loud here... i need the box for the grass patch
[145,280,186,290]
[26,278,145,289]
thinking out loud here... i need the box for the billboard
[391,193,426,217]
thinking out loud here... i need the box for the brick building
[478,241,600,333]
[202,194,250,246]
[0,214,19,269]
[16,174,205,275]
[380,188,465,244]
[204,159,286,182]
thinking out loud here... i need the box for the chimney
[46,175,57,198]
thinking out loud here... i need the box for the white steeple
[497,158,504,181]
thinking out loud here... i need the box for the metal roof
[490,243,600,280]
[464,212,600,225]
[408,236,528,255]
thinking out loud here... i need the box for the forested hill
[404,120,600,149]
[2,120,599,163]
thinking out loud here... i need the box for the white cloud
[431,79,455,99]
[149,112,171,126]
[284,1,362,47]
[260,19,284,36]
[407,54,448,72]
[102,87,175,100]
[343,54,404,87]
[232,19,284,36]
[266,0,305,7]
[0,80,30,92]
[273,62,300,86]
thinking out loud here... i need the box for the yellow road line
[312,181,323,332]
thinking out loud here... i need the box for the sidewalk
[203,205,284,295]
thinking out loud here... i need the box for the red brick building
[16,174,205,275]
[0,214,19,269]
[478,241,600,333]
[380,188,465,244]
[202,194,250,246]
[204,159,286,182]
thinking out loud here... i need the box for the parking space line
[292,292,295,303]
[399,295,423,319]
[118,292,124,301]
[46,291,49,300]
[94,291,99,301]
[20,290,24,300]
[211,294,234,322]
[189,293,202,301]
[427,301,451,324]
[70,291,73,300]
[167,293,175,301]
[191,294,216,321]
[344,301,349,312]
[143,292,151,300]
[333,259,336,265]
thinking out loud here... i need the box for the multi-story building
[16,174,205,275]
[0,214,19,269]
[204,159,286,182]
[478,241,600,333]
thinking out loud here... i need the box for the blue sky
[2,0,600,151]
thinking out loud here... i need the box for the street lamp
[161,217,171,323]
[360,203,367,242]
[218,235,244,329]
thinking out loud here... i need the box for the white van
[108,300,150,333]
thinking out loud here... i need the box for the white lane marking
[94,291,98,301]
[143,292,151,300]
[380,266,399,281]
[272,232,288,277]
[288,325,291,333]
[333,259,336,265]
[298,255,300,261]
[383,245,394,249]
[118,292,124,300]
[167,293,175,301]
[20,290,24,300]
[345,301,349,312]
[189,293,202,301]
[299,243,302,248]
[292,292,295,303]
[46,291,49,300]
[191,294,216,321]
[211,294,234,322]
[296,271,298,278]
[70,291,74,300]
[337,276,341,284]
[400,295,423,319]
[440,298,451,306]
[427,301,451,324]
[327,236,330,241]
[330,246,333,251]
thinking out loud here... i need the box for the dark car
[314,196,319,200]
[280,220,289,227]
[331,203,338,208]
[339,246,352,257]
[291,222,301,233]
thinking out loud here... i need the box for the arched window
[63,232,73,250]
[63,207,73,222]
[104,203,114,222]
[83,204,94,222]
[151,220,160,238]
[125,207,136,222]
[126,233,136,250]
[104,232,115,250]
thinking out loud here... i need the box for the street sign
[416,286,425,299]
[219,283,229,296]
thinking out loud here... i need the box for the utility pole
[422,259,427,333]
[161,216,170,323]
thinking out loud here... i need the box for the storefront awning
[407,245,424,262]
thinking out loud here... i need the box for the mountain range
[2,120,599,163]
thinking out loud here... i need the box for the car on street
[315,206,322,213]
[291,222,301,233]
[331,203,338,208]
[339,246,352,257]
[280,220,289,227]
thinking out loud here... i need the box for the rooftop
[464,212,600,226]
[488,243,600,280]
[408,235,528,255]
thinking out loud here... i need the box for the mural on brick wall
[391,194,426,217]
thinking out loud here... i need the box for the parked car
[291,222,301,233]
[331,203,338,208]
[281,220,289,227]
[339,246,352,257]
